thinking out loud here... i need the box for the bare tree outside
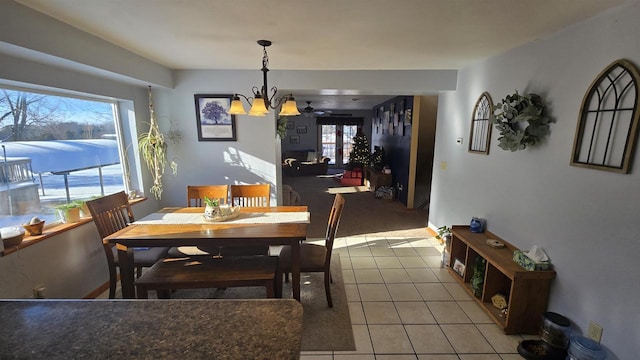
[0,89,115,141]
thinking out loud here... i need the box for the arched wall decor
[469,92,493,154]
[571,59,640,173]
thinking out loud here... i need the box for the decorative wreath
[490,91,552,151]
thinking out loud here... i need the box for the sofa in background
[282,150,331,176]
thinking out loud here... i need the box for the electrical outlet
[456,137,463,144]
[33,285,46,299]
[587,321,603,343]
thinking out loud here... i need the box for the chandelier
[229,40,300,117]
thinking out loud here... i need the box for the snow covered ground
[0,164,125,228]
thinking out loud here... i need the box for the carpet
[161,255,355,352]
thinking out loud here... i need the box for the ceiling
[12,0,631,111]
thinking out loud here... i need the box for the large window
[0,86,127,228]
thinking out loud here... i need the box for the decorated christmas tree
[347,131,370,170]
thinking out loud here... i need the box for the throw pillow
[306,151,316,162]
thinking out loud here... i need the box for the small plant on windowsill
[54,202,83,223]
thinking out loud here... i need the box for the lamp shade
[279,98,301,116]
[248,97,268,116]
[229,97,247,115]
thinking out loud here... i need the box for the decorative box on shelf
[513,250,552,271]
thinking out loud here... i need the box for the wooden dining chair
[86,191,170,299]
[230,184,270,207]
[276,193,345,307]
[186,184,228,207]
[168,185,230,257]
[220,183,272,256]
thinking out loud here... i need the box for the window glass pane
[321,125,336,165]
[342,125,358,165]
[0,87,126,227]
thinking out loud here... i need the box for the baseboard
[83,277,116,299]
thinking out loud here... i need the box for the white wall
[429,3,640,359]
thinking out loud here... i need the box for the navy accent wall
[370,96,414,206]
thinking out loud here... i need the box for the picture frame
[290,135,300,144]
[453,258,466,277]
[194,94,236,141]
[296,126,307,134]
[286,120,295,130]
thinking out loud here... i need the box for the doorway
[320,124,358,168]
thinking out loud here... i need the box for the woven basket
[2,232,24,248]
[23,220,45,236]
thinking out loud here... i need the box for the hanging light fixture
[229,40,301,117]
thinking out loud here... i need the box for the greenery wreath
[490,91,552,151]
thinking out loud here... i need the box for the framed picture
[405,109,412,125]
[290,135,300,144]
[194,94,236,141]
[286,120,295,130]
[296,126,307,134]
[453,258,466,277]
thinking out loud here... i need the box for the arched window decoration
[468,92,493,154]
[571,59,640,173]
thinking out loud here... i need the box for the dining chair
[86,191,170,299]
[219,183,272,256]
[186,184,228,207]
[276,193,345,307]
[168,185,229,257]
[230,184,270,207]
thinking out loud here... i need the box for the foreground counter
[0,299,303,359]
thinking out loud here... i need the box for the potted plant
[55,202,83,223]
[436,225,452,268]
[203,196,220,219]
[435,225,452,247]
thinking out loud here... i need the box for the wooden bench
[135,255,279,299]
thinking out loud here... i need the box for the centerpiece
[203,197,240,221]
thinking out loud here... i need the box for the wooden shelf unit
[448,225,556,334]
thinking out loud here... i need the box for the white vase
[204,205,219,219]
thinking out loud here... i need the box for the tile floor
[301,235,529,360]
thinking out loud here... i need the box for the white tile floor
[300,235,527,360]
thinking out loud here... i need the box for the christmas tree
[347,132,370,170]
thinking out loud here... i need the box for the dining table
[104,206,309,300]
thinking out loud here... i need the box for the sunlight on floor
[327,186,369,194]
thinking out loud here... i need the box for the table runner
[134,211,310,225]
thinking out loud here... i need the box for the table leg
[117,243,135,299]
[291,241,301,301]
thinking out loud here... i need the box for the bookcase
[448,225,556,334]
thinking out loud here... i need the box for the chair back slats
[230,184,271,207]
[187,185,229,207]
[324,193,345,267]
[86,191,134,240]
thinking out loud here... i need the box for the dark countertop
[0,299,303,359]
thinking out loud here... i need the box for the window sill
[1,197,147,257]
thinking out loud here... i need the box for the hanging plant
[490,91,552,151]
[138,87,177,200]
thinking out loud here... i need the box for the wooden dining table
[104,206,308,300]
